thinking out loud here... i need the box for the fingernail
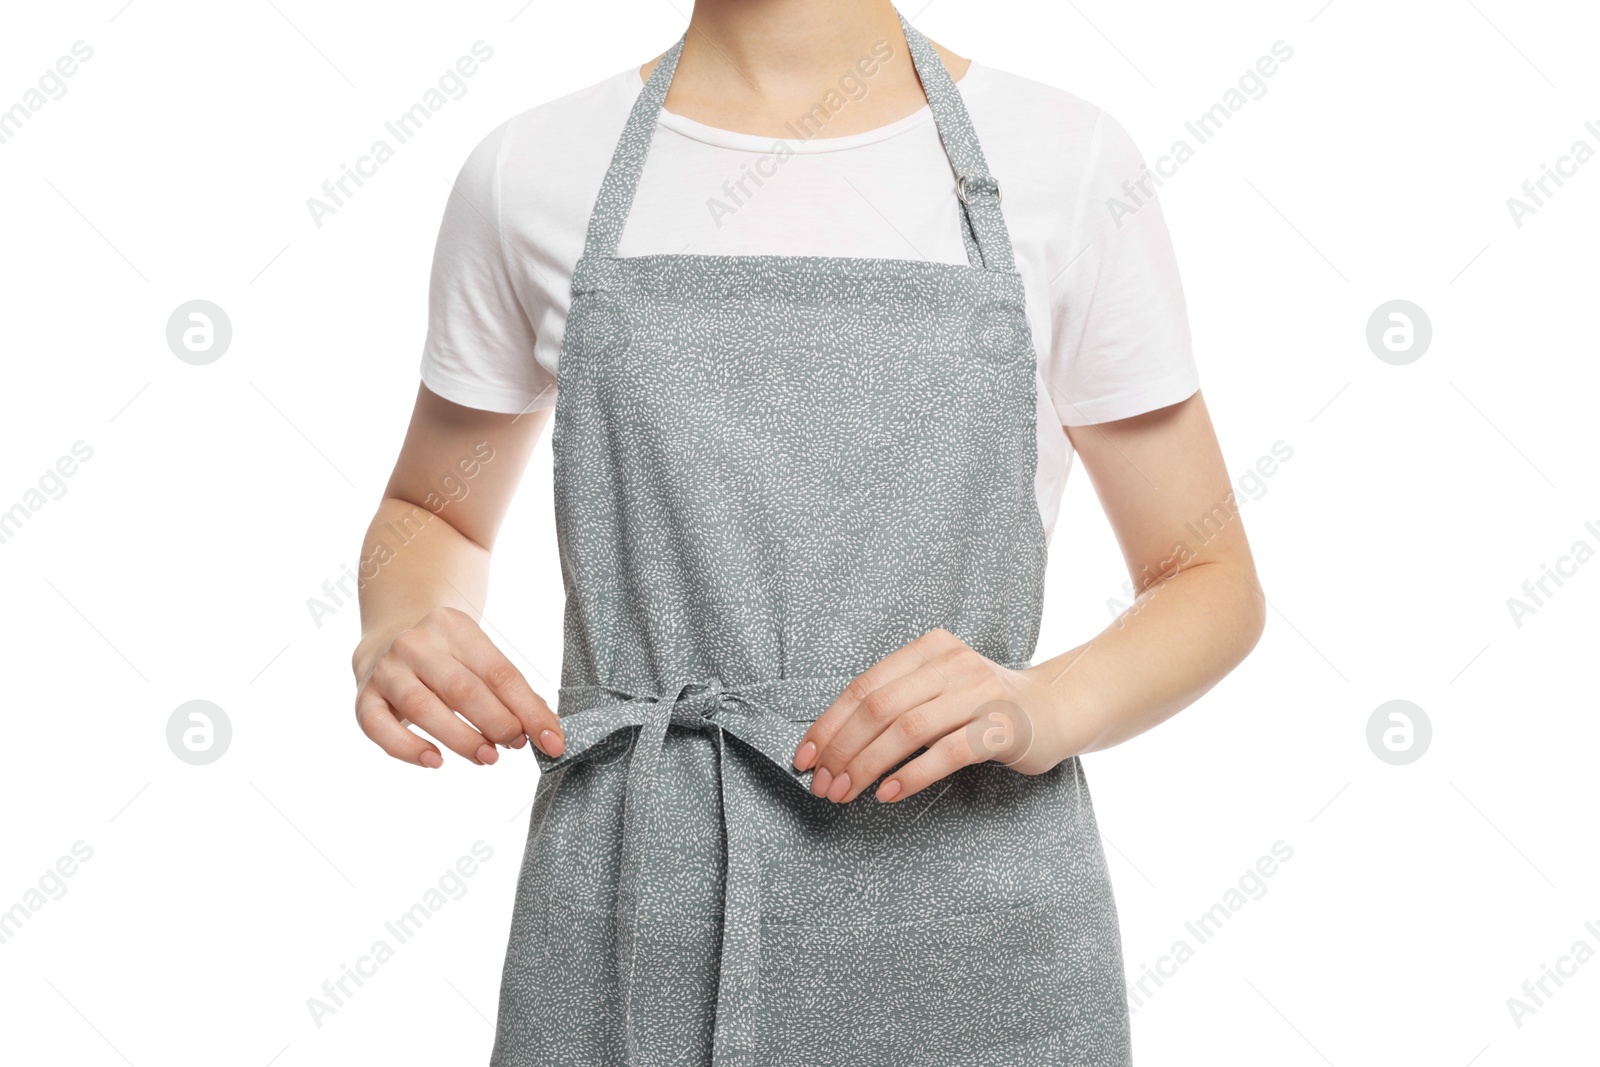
[539,729,565,757]
[877,778,902,802]
[477,743,498,765]
[511,734,527,749]
[828,772,851,803]
[793,741,816,770]
[812,767,832,797]
[420,750,443,769]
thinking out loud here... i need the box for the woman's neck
[642,0,969,138]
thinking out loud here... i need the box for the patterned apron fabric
[491,13,1131,1065]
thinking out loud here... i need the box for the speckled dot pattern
[490,12,1131,1065]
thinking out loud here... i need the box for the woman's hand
[352,606,565,768]
[791,628,1078,803]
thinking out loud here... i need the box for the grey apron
[492,13,1131,1066]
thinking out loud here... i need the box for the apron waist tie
[536,675,842,1066]
[532,664,1030,1064]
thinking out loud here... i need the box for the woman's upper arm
[382,383,548,552]
[1065,391,1256,590]
[392,117,557,550]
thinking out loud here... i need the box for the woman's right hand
[352,606,565,768]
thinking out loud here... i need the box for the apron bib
[492,13,1130,1065]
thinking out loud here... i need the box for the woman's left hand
[792,628,1080,803]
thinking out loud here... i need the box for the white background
[1,1,1596,1064]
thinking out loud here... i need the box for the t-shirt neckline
[631,61,982,154]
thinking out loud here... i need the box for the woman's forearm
[1031,558,1266,760]
[348,396,560,766]
[351,496,493,676]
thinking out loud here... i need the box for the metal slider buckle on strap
[956,171,1002,205]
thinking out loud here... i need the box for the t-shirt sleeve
[1045,108,1199,427]
[419,119,556,414]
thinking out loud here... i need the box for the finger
[393,638,522,759]
[794,664,905,774]
[795,628,956,771]
[375,659,496,765]
[872,729,984,803]
[810,664,949,799]
[448,625,563,757]
[832,693,977,803]
[356,688,444,769]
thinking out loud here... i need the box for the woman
[352,2,1265,1063]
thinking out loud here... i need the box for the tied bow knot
[668,675,725,731]
[532,665,1023,1063]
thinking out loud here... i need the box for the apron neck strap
[579,9,1017,273]
[897,13,1015,273]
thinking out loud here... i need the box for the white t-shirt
[420,59,1199,542]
